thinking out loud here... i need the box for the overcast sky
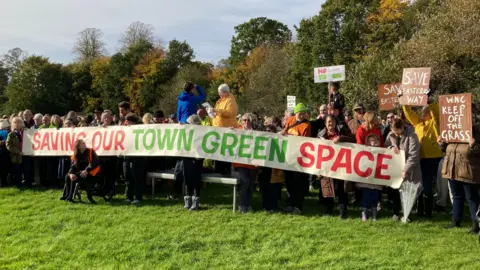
[0,0,323,64]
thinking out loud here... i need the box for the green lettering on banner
[202,131,220,154]
[143,129,155,150]
[253,136,268,160]
[178,129,194,151]
[156,129,178,150]
[238,134,253,158]
[221,133,238,156]
[132,129,145,150]
[269,138,287,163]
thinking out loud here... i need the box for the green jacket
[39,123,56,129]
[6,131,22,164]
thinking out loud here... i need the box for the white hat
[0,119,11,129]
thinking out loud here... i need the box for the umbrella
[399,181,423,223]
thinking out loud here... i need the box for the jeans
[235,167,256,208]
[361,188,380,209]
[419,158,441,216]
[123,159,146,201]
[12,158,32,187]
[449,180,479,223]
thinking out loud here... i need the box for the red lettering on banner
[297,142,315,167]
[92,131,102,151]
[65,133,76,152]
[375,154,392,180]
[114,131,125,150]
[353,151,374,177]
[103,131,114,150]
[41,132,51,150]
[316,145,335,169]
[32,132,41,150]
[331,148,352,174]
[77,132,86,142]
[51,132,59,151]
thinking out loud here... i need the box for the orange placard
[378,83,401,111]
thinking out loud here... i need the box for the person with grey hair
[232,113,258,213]
[186,115,201,125]
[212,83,238,176]
[33,113,43,129]
[318,104,328,120]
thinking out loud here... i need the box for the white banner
[314,65,345,83]
[23,125,405,188]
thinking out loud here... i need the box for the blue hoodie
[177,85,206,124]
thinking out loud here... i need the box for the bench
[147,170,239,212]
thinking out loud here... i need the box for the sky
[0,0,323,64]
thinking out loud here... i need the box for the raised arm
[402,105,420,126]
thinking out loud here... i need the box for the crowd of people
[0,81,479,237]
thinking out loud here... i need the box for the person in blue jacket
[177,82,206,124]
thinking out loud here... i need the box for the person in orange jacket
[281,103,311,215]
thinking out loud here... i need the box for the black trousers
[324,180,348,214]
[62,174,98,200]
[285,171,309,210]
[123,158,146,201]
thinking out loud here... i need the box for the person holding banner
[282,103,311,214]
[438,107,480,234]
[402,97,441,218]
[318,114,355,218]
[356,111,384,147]
[385,119,422,221]
[212,84,238,176]
[233,113,258,213]
[123,113,146,204]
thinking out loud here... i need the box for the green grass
[0,185,479,270]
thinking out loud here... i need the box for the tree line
[1,0,479,117]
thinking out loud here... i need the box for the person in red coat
[356,111,384,146]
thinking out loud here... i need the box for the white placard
[287,95,296,111]
[314,65,345,83]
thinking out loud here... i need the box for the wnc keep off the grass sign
[22,125,405,188]
[439,93,472,143]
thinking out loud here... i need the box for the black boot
[339,204,348,219]
[424,197,433,218]
[468,221,480,234]
[444,218,461,229]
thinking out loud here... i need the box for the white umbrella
[399,181,423,223]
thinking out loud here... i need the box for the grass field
[1,185,479,270]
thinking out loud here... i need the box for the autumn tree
[1,47,28,79]
[73,28,107,61]
[229,17,292,66]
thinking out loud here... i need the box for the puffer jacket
[385,125,422,183]
[402,103,442,159]
[212,93,238,128]
[440,124,480,185]
[177,85,206,124]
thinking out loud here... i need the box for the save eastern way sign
[22,125,406,188]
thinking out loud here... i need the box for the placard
[400,67,431,106]
[439,93,472,143]
[314,65,345,83]
[287,95,296,111]
[378,83,401,111]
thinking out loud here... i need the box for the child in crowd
[356,134,383,221]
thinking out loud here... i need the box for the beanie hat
[294,103,307,114]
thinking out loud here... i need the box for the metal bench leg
[233,185,237,213]
[152,177,155,199]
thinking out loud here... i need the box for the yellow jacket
[402,103,442,159]
[212,93,238,128]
